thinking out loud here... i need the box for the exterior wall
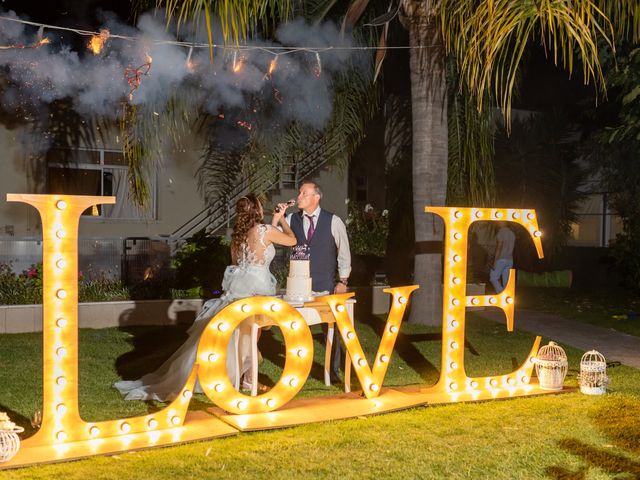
[0,124,206,238]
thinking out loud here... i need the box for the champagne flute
[274,199,296,213]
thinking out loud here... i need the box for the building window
[46,148,156,220]
[567,193,622,247]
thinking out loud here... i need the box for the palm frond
[441,0,614,127]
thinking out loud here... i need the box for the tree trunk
[407,9,447,325]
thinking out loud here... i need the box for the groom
[286,180,351,383]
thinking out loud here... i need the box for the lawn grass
[0,312,639,479]
[516,287,640,337]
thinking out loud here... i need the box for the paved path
[477,309,640,369]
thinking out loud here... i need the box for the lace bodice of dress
[237,224,275,267]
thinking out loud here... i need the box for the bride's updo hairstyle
[231,194,263,261]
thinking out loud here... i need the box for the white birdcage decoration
[0,426,23,463]
[578,350,608,395]
[533,341,568,390]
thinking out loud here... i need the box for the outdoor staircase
[171,135,341,244]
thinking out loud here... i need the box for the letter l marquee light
[7,194,198,448]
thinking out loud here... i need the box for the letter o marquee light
[197,297,313,414]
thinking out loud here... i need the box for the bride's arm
[268,203,297,247]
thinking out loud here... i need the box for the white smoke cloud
[0,10,365,132]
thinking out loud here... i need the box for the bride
[114,194,297,401]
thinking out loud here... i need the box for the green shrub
[171,230,231,299]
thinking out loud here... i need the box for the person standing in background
[490,222,516,293]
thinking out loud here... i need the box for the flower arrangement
[345,200,389,257]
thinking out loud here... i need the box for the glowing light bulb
[379,354,389,363]
[148,419,158,429]
[56,403,66,414]
[533,230,542,237]
[56,229,66,239]
[56,347,67,357]
[266,398,275,408]
[288,377,299,387]
[397,296,407,305]
[471,297,479,305]
[450,341,459,350]
[183,390,193,399]
[120,422,131,433]
[451,319,459,328]
[512,212,520,219]
[208,353,219,362]
[214,383,225,393]
[507,377,515,385]
[217,322,229,332]
[56,318,67,328]
[171,416,181,425]
[452,298,460,306]
[527,212,535,220]
[453,254,461,263]
[289,321,300,330]
[236,400,247,410]
[357,358,367,367]
[56,289,67,299]
[470,381,478,388]
[56,259,66,269]
[296,348,307,358]
[89,426,100,436]
[369,383,380,392]
[56,200,67,210]
[56,431,67,442]
[270,303,281,312]
[475,210,483,218]
[389,325,398,334]
[490,379,498,387]
[494,211,503,219]
[489,297,497,305]
[346,330,355,340]
[56,376,67,386]
[450,382,458,391]
[449,362,458,370]
[336,304,345,313]
[521,375,529,383]
[453,232,462,240]
[454,210,462,219]
[505,296,514,305]
[452,277,461,285]
[241,304,252,313]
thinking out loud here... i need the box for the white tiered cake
[285,246,313,301]
[285,259,313,301]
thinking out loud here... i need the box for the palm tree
[153,0,638,325]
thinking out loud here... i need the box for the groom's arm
[331,215,351,284]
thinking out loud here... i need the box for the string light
[0,15,440,56]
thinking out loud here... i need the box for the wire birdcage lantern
[0,426,23,463]
[533,341,568,390]
[578,350,608,395]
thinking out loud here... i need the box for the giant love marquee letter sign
[1,195,555,469]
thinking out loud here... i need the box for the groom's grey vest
[290,209,337,293]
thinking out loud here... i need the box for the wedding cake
[285,246,313,301]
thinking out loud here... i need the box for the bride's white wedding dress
[114,224,277,401]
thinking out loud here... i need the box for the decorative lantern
[533,341,568,390]
[578,350,608,395]
[0,412,23,463]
